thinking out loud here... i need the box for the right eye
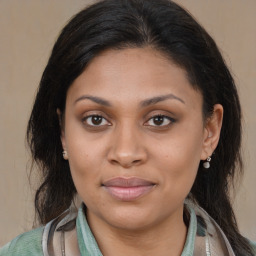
[82,115,110,127]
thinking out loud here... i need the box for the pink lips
[102,177,155,201]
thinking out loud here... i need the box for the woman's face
[61,47,213,231]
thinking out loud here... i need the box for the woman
[1,0,255,255]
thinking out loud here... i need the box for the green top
[0,227,44,255]
[1,205,255,255]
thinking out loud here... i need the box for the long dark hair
[27,0,253,254]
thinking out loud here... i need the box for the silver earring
[203,156,211,169]
[63,150,68,160]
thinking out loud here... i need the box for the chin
[101,205,161,231]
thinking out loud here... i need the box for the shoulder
[249,239,256,254]
[0,226,44,256]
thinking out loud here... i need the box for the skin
[59,47,223,256]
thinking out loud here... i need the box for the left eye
[146,115,174,126]
[83,115,110,126]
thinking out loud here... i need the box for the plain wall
[0,0,255,245]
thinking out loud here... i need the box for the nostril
[110,158,141,168]
[110,159,119,165]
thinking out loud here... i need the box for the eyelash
[145,115,176,127]
[81,114,176,129]
[82,114,111,127]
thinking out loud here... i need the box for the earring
[63,150,68,160]
[203,156,211,169]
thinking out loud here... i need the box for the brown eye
[83,115,110,126]
[145,115,175,127]
[153,116,164,125]
[91,116,103,125]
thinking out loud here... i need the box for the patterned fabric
[1,202,255,256]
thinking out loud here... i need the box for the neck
[86,207,188,256]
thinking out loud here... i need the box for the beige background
[0,0,255,246]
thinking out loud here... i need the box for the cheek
[64,118,104,177]
[67,149,104,209]
[151,124,204,192]
[65,134,105,197]
[154,128,203,167]
[68,144,101,180]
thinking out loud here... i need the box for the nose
[107,124,147,168]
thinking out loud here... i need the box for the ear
[57,108,66,151]
[201,104,223,160]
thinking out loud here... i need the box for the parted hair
[27,0,253,254]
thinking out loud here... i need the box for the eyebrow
[74,93,185,107]
[74,95,111,106]
[140,93,185,107]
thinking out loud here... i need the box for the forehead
[67,47,202,110]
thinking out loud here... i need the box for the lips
[102,177,155,201]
